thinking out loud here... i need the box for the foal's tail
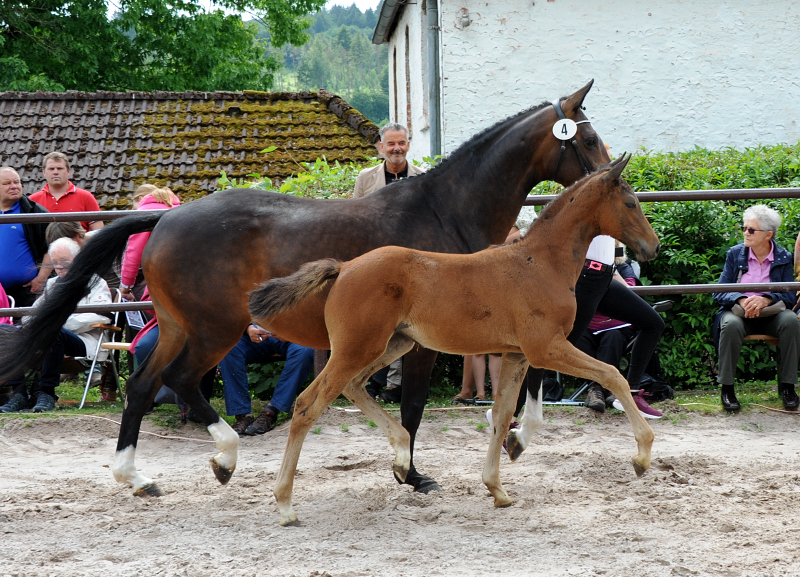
[249,259,342,322]
[0,211,165,381]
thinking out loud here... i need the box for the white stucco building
[373,0,800,160]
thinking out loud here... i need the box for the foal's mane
[518,167,605,244]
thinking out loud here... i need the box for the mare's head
[533,80,611,187]
[588,154,660,261]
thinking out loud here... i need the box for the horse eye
[585,137,597,147]
[624,202,636,209]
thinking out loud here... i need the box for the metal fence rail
[521,187,800,206]
[3,282,800,318]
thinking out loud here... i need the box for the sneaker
[31,392,57,413]
[90,371,103,388]
[378,386,402,404]
[244,409,278,436]
[604,393,617,409]
[584,384,606,413]
[612,390,662,419]
[232,414,255,436]
[0,392,31,413]
[486,409,519,455]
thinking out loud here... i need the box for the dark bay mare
[0,81,610,498]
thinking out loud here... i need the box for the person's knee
[719,313,745,337]
[292,345,315,365]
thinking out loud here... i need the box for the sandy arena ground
[1,402,800,576]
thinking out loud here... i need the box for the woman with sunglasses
[712,205,800,411]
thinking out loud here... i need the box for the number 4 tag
[552,119,578,140]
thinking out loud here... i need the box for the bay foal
[250,154,661,525]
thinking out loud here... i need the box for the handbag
[732,300,786,318]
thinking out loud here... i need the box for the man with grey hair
[0,167,52,306]
[30,151,103,232]
[0,237,112,413]
[353,124,425,199]
[352,123,426,403]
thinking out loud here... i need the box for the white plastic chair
[77,290,125,409]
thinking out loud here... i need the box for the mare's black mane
[396,99,553,183]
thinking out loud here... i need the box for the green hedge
[223,143,800,395]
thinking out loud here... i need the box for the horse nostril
[654,243,661,258]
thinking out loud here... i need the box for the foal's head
[589,154,660,262]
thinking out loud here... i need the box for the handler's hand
[247,324,271,343]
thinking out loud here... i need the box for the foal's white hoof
[280,509,300,527]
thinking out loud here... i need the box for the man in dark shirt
[352,124,425,199]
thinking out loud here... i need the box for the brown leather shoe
[585,384,606,413]
[232,414,255,436]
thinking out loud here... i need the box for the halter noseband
[551,99,592,181]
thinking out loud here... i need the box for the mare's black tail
[0,211,165,381]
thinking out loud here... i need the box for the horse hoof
[392,462,410,483]
[399,469,443,493]
[210,458,235,485]
[279,512,300,527]
[493,494,513,508]
[632,458,648,478]
[133,483,164,498]
[506,433,524,462]
[413,478,443,494]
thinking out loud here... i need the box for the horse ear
[562,80,594,112]
[603,152,631,182]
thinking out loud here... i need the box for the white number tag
[552,119,578,140]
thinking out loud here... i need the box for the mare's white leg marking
[112,446,154,492]
[513,387,544,453]
[208,420,239,473]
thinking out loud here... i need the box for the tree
[0,0,326,92]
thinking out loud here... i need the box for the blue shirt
[0,201,38,289]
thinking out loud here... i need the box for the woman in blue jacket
[712,205,800,411]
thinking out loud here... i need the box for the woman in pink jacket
[119,186,180,301]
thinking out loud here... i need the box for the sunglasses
[741,226,765,235]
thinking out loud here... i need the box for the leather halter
[551,99,592,181]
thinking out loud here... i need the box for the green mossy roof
[0,89,379,208]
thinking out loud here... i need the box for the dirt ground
[1,402,800,577]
